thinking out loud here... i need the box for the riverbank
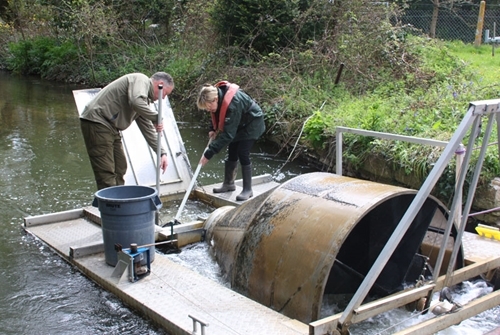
[2,1,500,225]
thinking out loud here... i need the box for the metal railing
[327,99,500,334]
[335,126,450,176]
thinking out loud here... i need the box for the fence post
[474,1,486,46]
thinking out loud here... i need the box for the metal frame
[111,246,151,283]
[325,99,500,334]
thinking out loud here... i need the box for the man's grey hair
[151,72,174,87]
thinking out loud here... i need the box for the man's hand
[160,154,168,173]
[154,122,164,133]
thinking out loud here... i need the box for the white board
[72,88,193,198]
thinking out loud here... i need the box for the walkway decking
[23,178,305,335]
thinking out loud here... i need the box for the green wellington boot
[236,163,253,201]
[213,160,238,193]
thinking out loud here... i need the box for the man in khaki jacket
[80,72,174,190]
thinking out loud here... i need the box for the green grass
[446,41,500,86]
[296,37,500,203]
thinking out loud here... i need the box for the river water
[0,71,314,334]
[0,71,498,334]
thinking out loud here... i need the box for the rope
[272,115,309,176]
[273,103,324,176]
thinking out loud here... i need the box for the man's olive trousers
[80,119,127,190]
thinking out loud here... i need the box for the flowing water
[0,71,313,334]
[0,71,498,334]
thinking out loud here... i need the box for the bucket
[92,185,162,266]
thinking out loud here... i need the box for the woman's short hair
[197,85,218,110]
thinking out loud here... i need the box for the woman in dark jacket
[197,81,265,201]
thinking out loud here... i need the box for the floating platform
[23,179,307,335]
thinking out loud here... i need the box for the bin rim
[94,185,158,203]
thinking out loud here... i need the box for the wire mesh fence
[397,3,500,43]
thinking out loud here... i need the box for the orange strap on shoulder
[211,81,240,131]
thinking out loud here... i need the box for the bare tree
[429,0,439,38]
[52,0,118,83]
[428,0,473,38]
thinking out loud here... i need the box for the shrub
[210,0,332,54]
[7,37,54,75]
[7,37,78,78]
